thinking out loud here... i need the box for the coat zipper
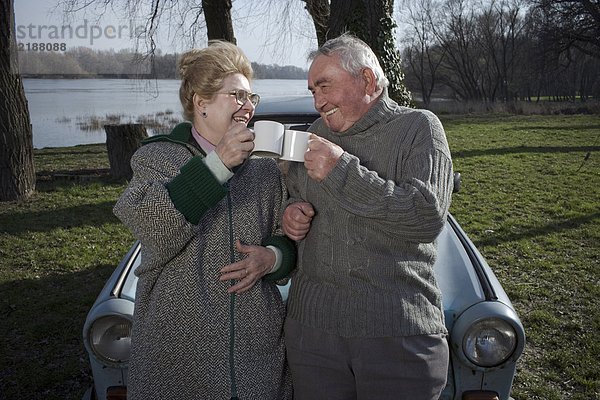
[226,188,239,400]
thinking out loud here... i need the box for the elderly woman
[113,41,294,400]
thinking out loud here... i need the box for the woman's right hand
[215,121,255,169]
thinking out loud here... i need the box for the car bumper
[82,385,127,400]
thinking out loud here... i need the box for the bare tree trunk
[303,0,330,46]
[0,0,36,202]
[328,0,359,38]
[325,0,413,106]
[202,0,236,43]
[105,124,148,181]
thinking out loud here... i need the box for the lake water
[23,78,311,149]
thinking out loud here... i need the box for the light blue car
[82,96,525,400]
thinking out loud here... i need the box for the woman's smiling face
[197,73,256,143]
[307,54,374,133]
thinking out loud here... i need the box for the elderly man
[282,33,454,400]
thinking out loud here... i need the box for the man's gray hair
[308,33,389,89]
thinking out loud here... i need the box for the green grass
[446,114,600,400]
[1,115,599,399]
[0,145,133,399]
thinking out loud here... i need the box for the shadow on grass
[0,263,115,400]
[35,148,107,157]
[0,201,119,235]
[36,168,111,177]
[474,211,600,247]
[35,170,124,191]
[453,145,600,159]
[518,124,600,131]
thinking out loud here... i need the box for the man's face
[307,54,373,132]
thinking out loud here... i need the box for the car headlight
[463,318,517,367]
[89,315,132,365]
[451,301,525,371]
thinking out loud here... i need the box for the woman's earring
[202,110,207,118]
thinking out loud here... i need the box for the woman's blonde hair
[178,41,254,121]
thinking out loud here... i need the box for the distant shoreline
[18,48,308,80]
[21,75,306,80]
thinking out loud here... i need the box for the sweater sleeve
[262,235,297,282]
[113,143,227,270]
[318,111,454,243]
[167,155,228,224]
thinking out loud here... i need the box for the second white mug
[280,130,310,162]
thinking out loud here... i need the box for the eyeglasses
[217,89,260,107]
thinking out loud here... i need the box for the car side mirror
[453,172,461,193]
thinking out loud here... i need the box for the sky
[14,0,317,69]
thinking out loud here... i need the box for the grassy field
[445,114,600,400]
[1,114,599,399]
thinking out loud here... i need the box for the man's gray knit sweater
[285,92,454,338]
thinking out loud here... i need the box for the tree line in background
[4,0,413,201]
[399,0,600,106]
[3,0,599,201]
[17,48,308,80]
[18,0,600,105]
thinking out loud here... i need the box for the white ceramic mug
[253,120,285,157]
[280,130,310,162]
